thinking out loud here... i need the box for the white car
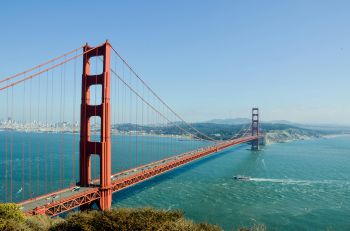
[72,186,81,192]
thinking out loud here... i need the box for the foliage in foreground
[50,207,221,231]
[0,204,221,231]
[0,203,268,231]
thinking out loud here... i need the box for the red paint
[80,41,112,210]
[24,136,260,217]
[251,108,260,150]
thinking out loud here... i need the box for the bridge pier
[80,41,112,211]
[251,107,260,151]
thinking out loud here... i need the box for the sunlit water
[1,132,349,230]
[0,131,208,200]
[114,136,350,231]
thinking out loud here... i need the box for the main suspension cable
[110,45,217,142]
[110,67,211,142]
[0,45,84,84]
[0,44,104,92]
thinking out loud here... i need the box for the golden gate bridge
[0,41,263,216]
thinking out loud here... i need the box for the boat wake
[249,178,349,185]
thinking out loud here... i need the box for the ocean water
[114,136,350,231]
[0,132,349,230]
[0,131,208,201]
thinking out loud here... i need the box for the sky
[0,0,349,125]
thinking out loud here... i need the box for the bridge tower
[80,41,112,210]
[251,107,259,150]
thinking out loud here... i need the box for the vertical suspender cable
[72,51,77,184]
[29,75,32,198]
[5,81,8,202]
[62,55,67,189]
[10,84,13,201]
[129,69,132,169]
[50,64,54,190]
[123,63,126,171]
[45,70,49,193]
[21,78,26,199]
[36,70,41,196]
[114,58,118,173]
[157,104,160,160]
[122,60,125,170]
[135,78,138,167]
[59,60,63,189]
[141,84,144,166]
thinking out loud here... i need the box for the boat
[233,175,251,181]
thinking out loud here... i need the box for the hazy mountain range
[204,118,350,131]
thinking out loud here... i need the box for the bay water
[115,136,350,230]
[0,132,349,230]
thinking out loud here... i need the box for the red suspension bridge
[0,41,263,216]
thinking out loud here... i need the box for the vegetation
[0,203,26,230]
[51,208,222,231]
[0,203,269,231]
[0,204,222,231]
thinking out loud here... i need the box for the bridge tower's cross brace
[251,107,259,150]
[80,41,112,210]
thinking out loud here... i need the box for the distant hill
[205,118,250,125]
[205,118,350,132]
[113,121,336,141]
[205,118,298,125]
[112,118,349,142]
[268,120,296,125]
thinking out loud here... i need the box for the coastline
[0,129,196,140]
[264,132,348,145]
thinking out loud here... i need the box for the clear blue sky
[0,0,349,125]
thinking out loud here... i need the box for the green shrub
[0,203,268,231]
[0,203,28,231]
[0,204,25,222]
[50,207,222,231]
[25,215,62,231]
[0,218,29,231]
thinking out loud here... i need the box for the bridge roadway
[19,135,260,216]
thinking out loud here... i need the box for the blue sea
[114,136,350,231]
[0,132,349,230]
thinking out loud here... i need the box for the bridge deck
[19,136,260,216]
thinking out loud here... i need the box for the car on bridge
[72,186,81,192]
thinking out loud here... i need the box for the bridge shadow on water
[113,144,250,203]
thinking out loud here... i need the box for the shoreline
[264,133,349,145]
[0,129,197,141]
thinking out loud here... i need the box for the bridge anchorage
[0,41,263,216]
